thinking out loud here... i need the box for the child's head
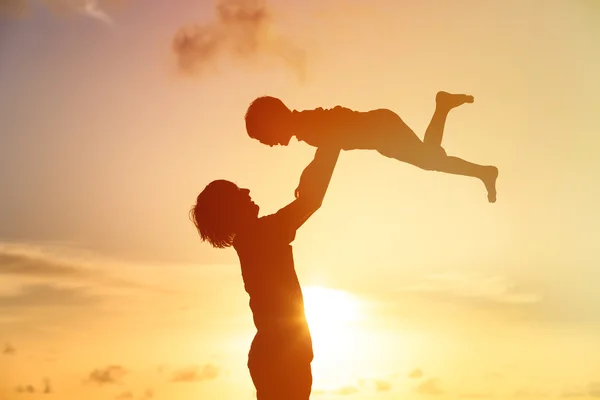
[190,180,260,248]
[245,96,294,146]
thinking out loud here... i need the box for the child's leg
[377,134,498,203]
[377,91,498,202]
[423,91,474,148]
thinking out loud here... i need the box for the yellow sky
[1,0,600,399]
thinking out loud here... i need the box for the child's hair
[245,96,290,142]
[189,180,237,248]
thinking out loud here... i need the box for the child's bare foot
[436,91,474,110]
[481,166,498,203]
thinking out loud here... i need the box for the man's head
[190,180,260,248]
[245,96,294,146]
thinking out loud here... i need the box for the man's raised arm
[271,146,341,235]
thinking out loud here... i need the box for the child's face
[258,120,293,147]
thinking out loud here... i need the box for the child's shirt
[292,106,399,150]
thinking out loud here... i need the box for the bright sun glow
[302,285,366,385]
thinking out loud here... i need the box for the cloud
[80,0,113,23]
[0,245,165,292]
[403,273,542,307]
[409,368,424,379]
[86,365,128,385]
[43,378,52,394]
[172,0,306,81]
[374,379,391,392]
[514,388,550,398]
[114,389,153,400]
[0,0,116,23]
[15,384,35,394]
[590,382,600,398]
[0,251,87,277]
[171,364,219,383]
[416,378,444,396]
[461,392,492,399]
[0,284,98,308]
[140,389,154,400]
[332,385,360,395]
[3,342,16,355]
[13,378,51,395]
[564,382,600,398]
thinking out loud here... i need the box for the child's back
[292,106,408,151]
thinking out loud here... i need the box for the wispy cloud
[0,0,115,24]
[80,0,113,24]
[562,382,600,398]
[403,272,542,306]
[172,0,306,81]
[0,284,99,308]
[0,243,171,293]
[170,364,219,383]
[514,388,550,398]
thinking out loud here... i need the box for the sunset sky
[1,0,600,399]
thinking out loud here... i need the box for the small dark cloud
[172,0,306,81]
[86,365,128,386]
[115,391,133,399]
[417,378,444,396]
[409,368,424,379]
[3,342,16,355]
[43,378,52,394]
[156,364,169,373]
[171,364,219,383]
[0,284,98,308]
[15,384,35,394]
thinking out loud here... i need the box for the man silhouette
[190,146,341,399]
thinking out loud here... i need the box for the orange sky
[1,0,600,399]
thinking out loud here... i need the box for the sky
[1,0,600,399]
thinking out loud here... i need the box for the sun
[301,285,364,381]
[302,285,360,331]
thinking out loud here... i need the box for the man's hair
[189,180,238,248]
[245,96,290,141]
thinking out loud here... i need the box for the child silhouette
[245,91,499,202]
